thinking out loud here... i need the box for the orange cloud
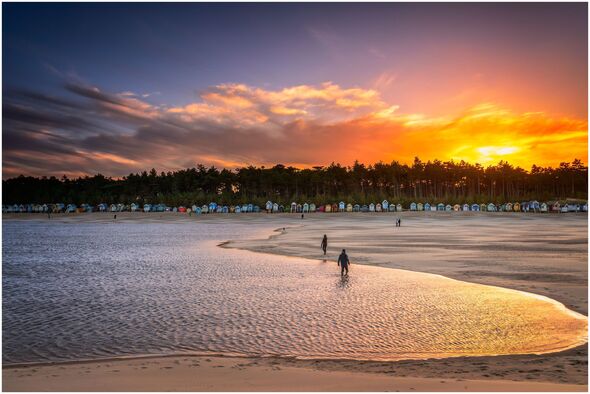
[4,81,587,178]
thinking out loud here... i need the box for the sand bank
[3,353,587,392]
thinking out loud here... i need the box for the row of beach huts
[3,200,588,214]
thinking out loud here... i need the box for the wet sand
[3,212,588,391]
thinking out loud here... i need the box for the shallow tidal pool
[3,220,587,364]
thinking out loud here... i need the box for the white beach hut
[417,202,424,211]
[396,203,402,211]
[303,203,309,213]
[369,203,375,212]
[410,202,417,211]
[266,201,273,212]
[310,203,316,212]
[487,203,496,212]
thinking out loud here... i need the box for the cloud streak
[2,80,587,179]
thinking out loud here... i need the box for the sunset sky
[3,3,588,178]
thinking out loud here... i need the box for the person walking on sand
[338,249,350,276]
[321,234,328,255]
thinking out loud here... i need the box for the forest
[3,158,588,206]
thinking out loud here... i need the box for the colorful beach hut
[376,203,382,212]
[470,203,479,211]
[487,203,496,212]
[361,205,369,212]
[303,203,309,213]
[513,202,520,212]
[436,203,444,211]
[369,203,375,212]
[325,204,332,213]
[453,204,460,211]
[389,204,396,212]
[339,201,346,211]
[417,203,424,211]
[353,204,360,212]
[424,203,431,211]
[346,203,353,212]
[310,203,316,212]
[410,202,417,211]
[396,203,402,211]
[382,200,389,211]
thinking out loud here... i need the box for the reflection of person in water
[337,249,350,276]
[321,234,328,255]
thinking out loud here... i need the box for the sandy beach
[2,212,588,391]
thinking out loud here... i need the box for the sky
[3,2,588,178]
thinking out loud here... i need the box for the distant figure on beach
[114,214,117,220]
[338,249,350,276]
[301,213,304,219]
[321,234,328,255]
[47,212,51,219]
[396,218,401,227]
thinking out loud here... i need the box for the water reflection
[2,221,587,364]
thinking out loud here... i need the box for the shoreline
[3,213,587,390]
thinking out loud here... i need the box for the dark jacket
[338,253,349,266]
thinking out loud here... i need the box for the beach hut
[235,205,242,213]
[194,206,202,214]
[540,202,548,212]
[278,205,285,213]
[470,203,479,212]
[561,204,569,213]
[290,202,297,213]
[129,203,137,212]
[462,204,469,211]
[272,203,279,213]
[222,206,229,213]
[583,203,588,212]
[360,204,368,212]
[310,203,316,212]
[265,201,273,213]
[108,204,116,212]
[410,202,417,211]
[550,201,560,212]
[201,204,209,214]
[444,204,451,211]
[369,203,375,212]
[388,204,396,212]
[247,204,254,213]
[171,207,177,213]
[346,203,353,212]
[505,203,513,212]
[453,204,460,212]
[178,206,187,213]
[331,203,338,212]
[513,202,520,212]
[317,205,325,212]
[229,205,235,213]
[208,202,217,213]
[376,203,382,212]
[339,201,346,211]
[423,203,431,211]
[396,203,402,211]
[191,205,198,212]
[215,205,223,213]
[303,203,309,213]
[353,204,360,212]
[521,202,529,212]
[486,203,495,212]
[254,205,260,213]
[417,203,424,211]
[382,200,389,211]
[435,203,443,211]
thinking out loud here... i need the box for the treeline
[3,158,588,206]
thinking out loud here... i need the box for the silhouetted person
[114,214,117,220]
[301,213,304,219]
[321,234,328,255]
[338,249,350,276]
